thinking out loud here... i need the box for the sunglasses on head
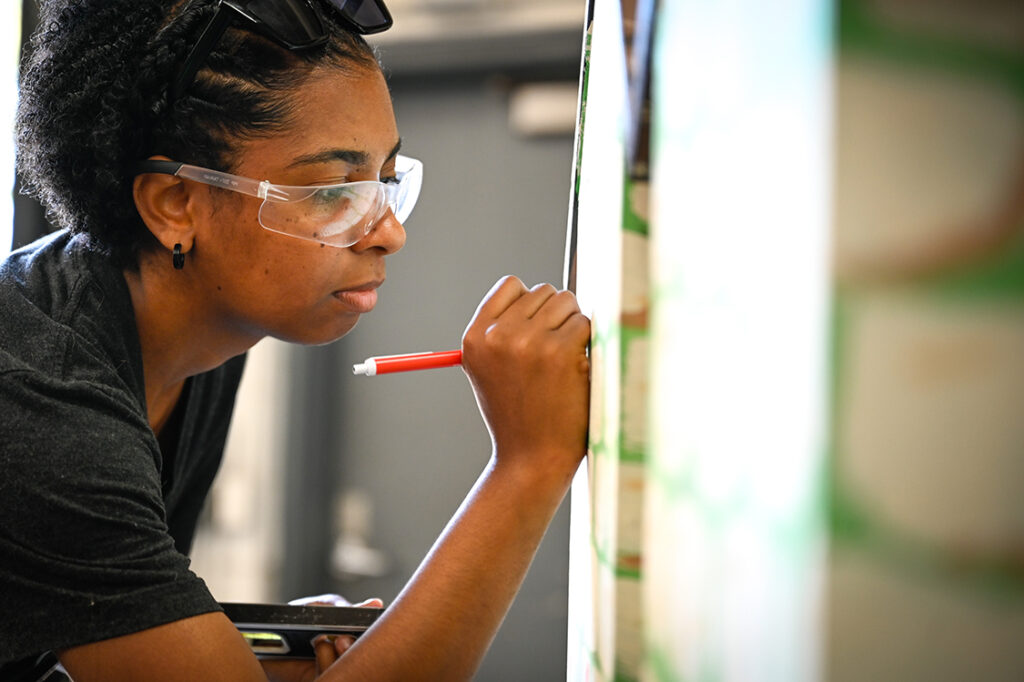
[172,0,393,100]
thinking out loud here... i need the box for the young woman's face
[190,64,406,346]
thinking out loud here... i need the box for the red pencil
[352,350,463,376]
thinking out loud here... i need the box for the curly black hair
[16,0,380,267]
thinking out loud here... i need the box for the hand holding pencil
[352,275,590,478]
[460,276,591,472]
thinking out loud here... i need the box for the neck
[124,248,259,432]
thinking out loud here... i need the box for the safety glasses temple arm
[136,160,267,199]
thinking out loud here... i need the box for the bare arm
[60,612,268,682]
[328,449,578,680]
[323,276,590,680]
[60,276,590,681]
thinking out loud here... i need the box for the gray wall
[282,72,579,680]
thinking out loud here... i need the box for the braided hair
[16,0,380,267]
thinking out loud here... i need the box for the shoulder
[1,230,90,313]
[0,233,155,498]
[0,230,146,401]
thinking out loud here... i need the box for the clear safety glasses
[137,155,423,247]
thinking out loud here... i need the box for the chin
[275,313,361,347]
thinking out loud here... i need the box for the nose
[350,206,406,255]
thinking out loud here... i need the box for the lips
[333,280,382,313]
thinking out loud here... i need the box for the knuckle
[570,311,591,332]
[462,334,485,361]
[557,290,581,308]
[543,344,564,365]
[512,335,533,358]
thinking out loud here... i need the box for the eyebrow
[288,139,403,169]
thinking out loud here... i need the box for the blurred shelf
[369,2,586,75]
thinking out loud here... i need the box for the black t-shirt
[0,231,246,666]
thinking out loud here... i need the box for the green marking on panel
[619,325,649,464]
[839,0,1024,97]
[575,627,606,680]
[591,317,618,351]
[833,234,1024,303]
[589,529,644,581]
[614,556,642,581]
[647,451,696,504]
[649,269,686,309]
[645,438,825,571]
[618,446,646,464]
[645,643,688,682]
[591,647,605,678]
[589,318,621,463]
[613,668,640,682]
[773,474,828,556]
[697,655,722,682]
[622,172,650,236]
[924,236,1024,301]
[830,476,1024,601]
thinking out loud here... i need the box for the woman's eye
[382,175,400,185]
[311,187,348,207]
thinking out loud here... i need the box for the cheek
[201,197,356,300]
[200,194,262,258]
[206,198,293,274]
[236,236,349,303]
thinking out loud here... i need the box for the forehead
[238,65,400,174]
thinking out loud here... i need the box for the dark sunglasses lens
[329,0,393,33]
[240,0,326,46]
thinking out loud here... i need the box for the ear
[133,155,199,253]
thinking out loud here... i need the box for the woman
[0,0,590,680]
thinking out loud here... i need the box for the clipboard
[7,602,384,681]
[221,602,383,659]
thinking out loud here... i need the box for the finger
[335,635,356,654]
[469,275,528,325]
[531,289,584,330]
[353,598,384,608]
[313,635,340,673]
[289,593,350,606]
[559,313,593,373]
[556,310,592,344]
[500,282,558,321]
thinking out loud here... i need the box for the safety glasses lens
[259,183,385,246]
[256,156,421,247]
[391,156,423,223]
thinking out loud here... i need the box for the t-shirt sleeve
[0,365,221,663]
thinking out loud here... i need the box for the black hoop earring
[172,243,185,270]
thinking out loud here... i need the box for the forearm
[320,277,589,680]
[322,452,577,681]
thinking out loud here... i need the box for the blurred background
[825,1,1024,679]
[3,0,1023,680]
